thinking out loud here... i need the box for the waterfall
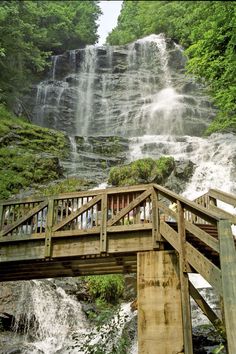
[52,55,59,81]
[14,33,235,353]
[10,280,136,354]
[32,34,215,137]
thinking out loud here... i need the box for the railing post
[177,200,193,354]
[0,204,3,233]
[218,219,236,353]
[151,188,161,249]
[44,198,54,259]
[100,192,107,253]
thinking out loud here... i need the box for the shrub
[86,274,125,304]
[108,157,175,186]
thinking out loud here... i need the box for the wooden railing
[0,183,236,352]
[193,188,236,224]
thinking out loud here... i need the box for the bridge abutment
[138,250,184,354]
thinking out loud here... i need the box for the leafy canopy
[0,0,101,106]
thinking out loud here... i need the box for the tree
[0,0,101,107]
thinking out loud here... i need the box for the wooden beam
[189,281,224,337]
[185,220,219,253]
[152,189,161,247]
[186,242,222,296]
[177,201,193,354]
[100,193,107,253]
[0,197,45,206]
[138,251,184,354]
[160,221,180,252]
[45,198,54,258]
[209,189,236,207]
[218,220,236,353]
[209,205,236,224]
[0,232,46,243]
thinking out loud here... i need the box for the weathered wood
[0,197,45,206]
[186,242,222,296]
[0,204,3,232]
[189,281,224,336]
[209,204,236,224]
[107,188,152,226]
[151,189,160,247]
[185,220,219,253]
[0,200,48,236]
[45,198,54,258]
[209,189,236,207]
[1,183,236,354]
[177,201,193,354]
[153,184,219,224]
[160,221,180,251]
[0,232,46,243]
[100,193,107,253]
[138,251,184,354]
[218,220,236,353]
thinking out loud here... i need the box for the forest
[0,1,101,108]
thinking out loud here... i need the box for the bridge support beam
[138,250,184,354]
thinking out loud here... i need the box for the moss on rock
[0,105,69,199]
[108,157,175,186]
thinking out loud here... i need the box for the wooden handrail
[209,189,236,207]
[0,184,235,352]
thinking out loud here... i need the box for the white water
[12,281,136,354]
[129,132,236,199]
[76,46,97,136]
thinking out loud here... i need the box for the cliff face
[29,34,215,138]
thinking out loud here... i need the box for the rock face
[29,34,216,138]
[63,135,129,184]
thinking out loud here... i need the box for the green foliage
[107,1,236,133]
[86,274,124,304]
[108,157,175,186]
[0,105,69,199]
[37,177,92,197]
[212,344,225,354]
[0,1,101,106]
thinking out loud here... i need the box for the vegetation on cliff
[107,1,236,133]
[109,157,175,187]
[0,105,69,199]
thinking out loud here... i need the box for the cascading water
[32,33,215,137]
[7,280,136,354]
[10,33,235,353]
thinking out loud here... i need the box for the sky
[97,1,123,45]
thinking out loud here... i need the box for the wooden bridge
[0,184,236,354]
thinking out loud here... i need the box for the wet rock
[174,160,195,179]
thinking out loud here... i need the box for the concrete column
[138,250,184,354]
